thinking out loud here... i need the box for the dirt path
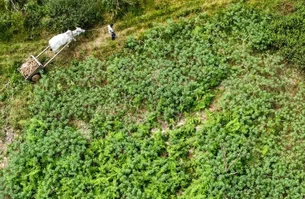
[80,26,136,57]
[0,126,18,169]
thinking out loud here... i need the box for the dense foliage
[2,2,305,199]
[185,54,305,198]
[270,2,305,66]
[0,0,143,41]
[42,0,102,31]
[101,0,144,16]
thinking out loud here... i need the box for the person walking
[107,24,116,40]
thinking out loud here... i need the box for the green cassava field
[1,0,305,198]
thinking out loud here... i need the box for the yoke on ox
[19,27,85,81]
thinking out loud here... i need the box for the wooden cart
[19,41,71,81]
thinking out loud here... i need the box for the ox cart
[19,42,71,81]
[19,27,85,81]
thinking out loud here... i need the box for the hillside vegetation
[1,0,305,198]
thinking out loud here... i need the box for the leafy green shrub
[23,0,44,38]
[206,3,272,51]
[0,12,25,41]
[101,0,143,17]
[270,4,305,67]
[0,0,6,11]
[42,0,103,31]
[2,119,91,199]
[183,52,305,198]
[0,0,43,41]
[0,13,12,41]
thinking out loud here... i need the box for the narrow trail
[79,26,137,58]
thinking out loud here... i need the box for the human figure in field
[107,24,116,40]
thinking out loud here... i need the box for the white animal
[49,27,85,52]
[72,27,85,37]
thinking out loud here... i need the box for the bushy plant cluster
[0,9,25,41]
[3,4,303,199]
[270,3,305,67]
[184,53,305,198]
[101,0,145,17]
[206,3,272,51]
[0,0,101,41]
[42,0,102,31]
[0,0,144,41]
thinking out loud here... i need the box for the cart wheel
[32,74,41,82]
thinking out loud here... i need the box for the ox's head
[73,27,85,36]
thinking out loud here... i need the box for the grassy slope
[0,0,303,188]
[0,0,234,141]
[1,0,305,198]
[0,0,297,162]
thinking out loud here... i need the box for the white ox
[49,27,85,52]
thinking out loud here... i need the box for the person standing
[107,24,116,40]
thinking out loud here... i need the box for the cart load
[19,55,43,81]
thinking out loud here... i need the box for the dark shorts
[111,32,116,40]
